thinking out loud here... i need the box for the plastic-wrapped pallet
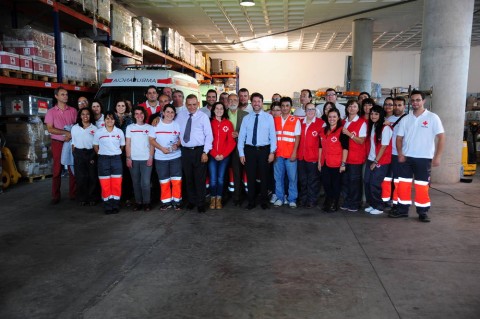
[4,117,52,177]
[153,27,162,51]
[211,58,222,74]
[81,38,97,82]
[132,17,142,55]
[138,17,153,45]
[195,50,202,69]
[184,41,190,65]
[84,0,95,14]
[190,44,195,67]
[161,28,174,55]
[174,31,180,58]
[111,2,133,50]
[96,45,111,83]
[97,0,110,23]
[60,32,82,81]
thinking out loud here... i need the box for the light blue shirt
[176,109,213,153]
[237,110,277,157]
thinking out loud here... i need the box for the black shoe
[172,202,181,211]
[185,203,195,210]
[50,198,60,205]
[233,200,242,207]
[330,199,339,212]
[133,203,142,211]
[89,201,97,206]
[322,197,331,212]
[105,209,112,215]
[419,214,431,222]
[388,211,408,218]
[111,208,119,214]
[261,203,269,210]
[143,204,151,211]
[245,204,255,210]
[197,205,206,213]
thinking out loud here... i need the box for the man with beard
[238,88,253,113]
[200,89,217,118]
[227,93,249,206]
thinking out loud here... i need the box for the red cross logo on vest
[222,126,229,132]
[289,116,295,121]
[331,136,338,142]
[312,131,318,137]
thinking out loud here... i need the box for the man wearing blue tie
[238,92,277,210]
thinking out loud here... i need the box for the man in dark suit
[227,93,249,206]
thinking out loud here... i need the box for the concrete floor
[1,176,480,319]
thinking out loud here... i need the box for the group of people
[45,85,444,222]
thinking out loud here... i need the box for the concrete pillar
[419,0,474,183]
[351,18,373,94]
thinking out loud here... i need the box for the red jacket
[139,101,162,119]
[298,118,324,162]
[210,118,236,158]
[372,125,393,165]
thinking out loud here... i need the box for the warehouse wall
[210,47,480,98]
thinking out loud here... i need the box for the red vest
[320,126,343,168]
[345,117,367,164]
[298,118,324,162]
[275,115,299,158]
[373,126,393,165]
[139,101,162,119]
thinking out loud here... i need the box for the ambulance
[94,65,201,111]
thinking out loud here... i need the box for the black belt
[98,154,121,157]
[182,145,204,150]
[245,144,269,150]
[74,148,93,151]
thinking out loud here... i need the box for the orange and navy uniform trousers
[395,157,432,215]
[98,154,123,210]
[380,154,400,206]
[155,157,182,204]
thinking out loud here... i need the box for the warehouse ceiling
[118,0,480,52]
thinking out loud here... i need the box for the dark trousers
[120,151,133,202]
[364,160,390,210]
[51,139,76,200]
[181,147,207,207]
[231,149,245,202]
[298,160,320,205]
[342,163,364,209]
[321,165,343,200]
[244,145,270,205]
[73,148,98,202]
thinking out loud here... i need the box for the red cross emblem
[145,130,149,134]
[422,120,428,126]
[312,131,318,137]
[116,135,120,139]
[222,126,229,132]
[331,136,338,142]
[289,116,295,121]
[173,131,178,135]
[90,130,95,135]
[14,103,22,111]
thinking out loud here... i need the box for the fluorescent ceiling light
[240,0,255,7]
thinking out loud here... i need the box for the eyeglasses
[326,93,336,96]
[306,108,316,111]
[411,98,423,102]
[384,103,393,106]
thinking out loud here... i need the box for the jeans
[274,157,298,203]
[364,160,389,210]
[129,160,153,204]
[342,163,363,209]
[208,155,230,197]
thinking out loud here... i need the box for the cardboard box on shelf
[0,51,20,70]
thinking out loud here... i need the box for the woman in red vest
[364,105,393,215]
[297,103,324,208]
[319,108,349,212]
[340,100,367,212]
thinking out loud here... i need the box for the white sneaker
[370,209,384,215]
[289,202,297,209]
[270,194,278,204]
[273,199,283,207]
[364,206,374,212]
[284,195,288,205]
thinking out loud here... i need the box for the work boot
[330,198,339,212]
[210,197,216,209]
[216,197,222,209]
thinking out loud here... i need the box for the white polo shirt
[387,114,404,155]
[397,110,444,159]
[126,123,153,161]
[95,114,105,129]
[149,119,181,161]
[93,127,125,155]
[71,123,97,149]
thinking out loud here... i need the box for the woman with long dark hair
[364,105,393,215]
[321,102,335,123]
[71,107,98,206]
[93,111,126,214]
[318,108,349,212]
[209,102,236,209]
